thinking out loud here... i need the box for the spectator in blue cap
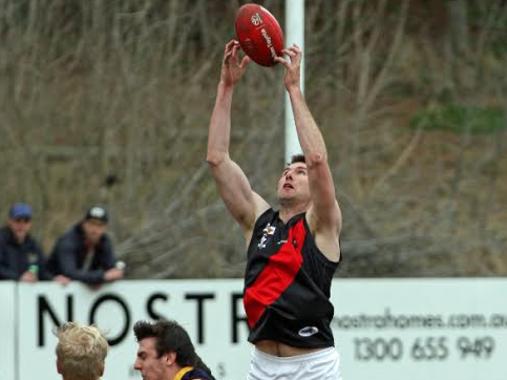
[47,205,124,286]
[0,203,68,283]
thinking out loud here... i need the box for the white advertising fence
[0,282,16,380]
[1,279,506,380]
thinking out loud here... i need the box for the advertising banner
[7,278,507,380]
[0,281,16,380]
[16,280,248,380]
[332,279,507,380]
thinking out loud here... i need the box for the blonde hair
[55,322,109,380]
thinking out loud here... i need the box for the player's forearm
[288,86,328,164]
[207,82,235,165]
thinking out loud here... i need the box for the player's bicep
[307,160,342,234]
[209,157,268,232]
[307,196,342,263]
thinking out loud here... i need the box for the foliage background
[0,0,506,278]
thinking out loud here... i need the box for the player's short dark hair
[133,320,214,379]
[289,154,306,165]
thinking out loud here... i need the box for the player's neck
[279,203,308,224]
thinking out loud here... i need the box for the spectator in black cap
[0,203,67,283]
[47,205,124,286]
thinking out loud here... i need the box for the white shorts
[247,346,342,380]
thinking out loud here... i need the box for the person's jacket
[47,223,116,284]
[0,226,52,280]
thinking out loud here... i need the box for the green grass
[410,104,506,134]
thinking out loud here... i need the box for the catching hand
[274,44,302,91]
[220,40,251,87]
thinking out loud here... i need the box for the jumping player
[207,40,343,379]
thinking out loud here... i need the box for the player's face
[277,162,310,203]
[134,338,166,380]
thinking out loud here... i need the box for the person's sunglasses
[13,217,31,223]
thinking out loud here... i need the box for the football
[235,4,284,67]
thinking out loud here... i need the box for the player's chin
[277,189,287,197]
[278,192,294,202]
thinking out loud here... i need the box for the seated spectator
[133,319,215,380]
[47,206,124,285]
[0,203,68,283]
[55,322,109,380]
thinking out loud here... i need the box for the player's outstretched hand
[221,40,251,88]
[274,44,302,91]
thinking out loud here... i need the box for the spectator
[55,322,109,380]
[47,206,124,285]
[0,203,67,283]
[133,319,215,380]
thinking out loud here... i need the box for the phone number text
[353,336,494,361]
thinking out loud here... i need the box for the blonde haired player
[55,322,109,380]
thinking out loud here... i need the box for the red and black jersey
[243,208,339,348]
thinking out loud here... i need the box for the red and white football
[235,4,284,67]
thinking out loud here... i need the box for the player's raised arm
[207,40,270,240]
[275,45,342,261]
